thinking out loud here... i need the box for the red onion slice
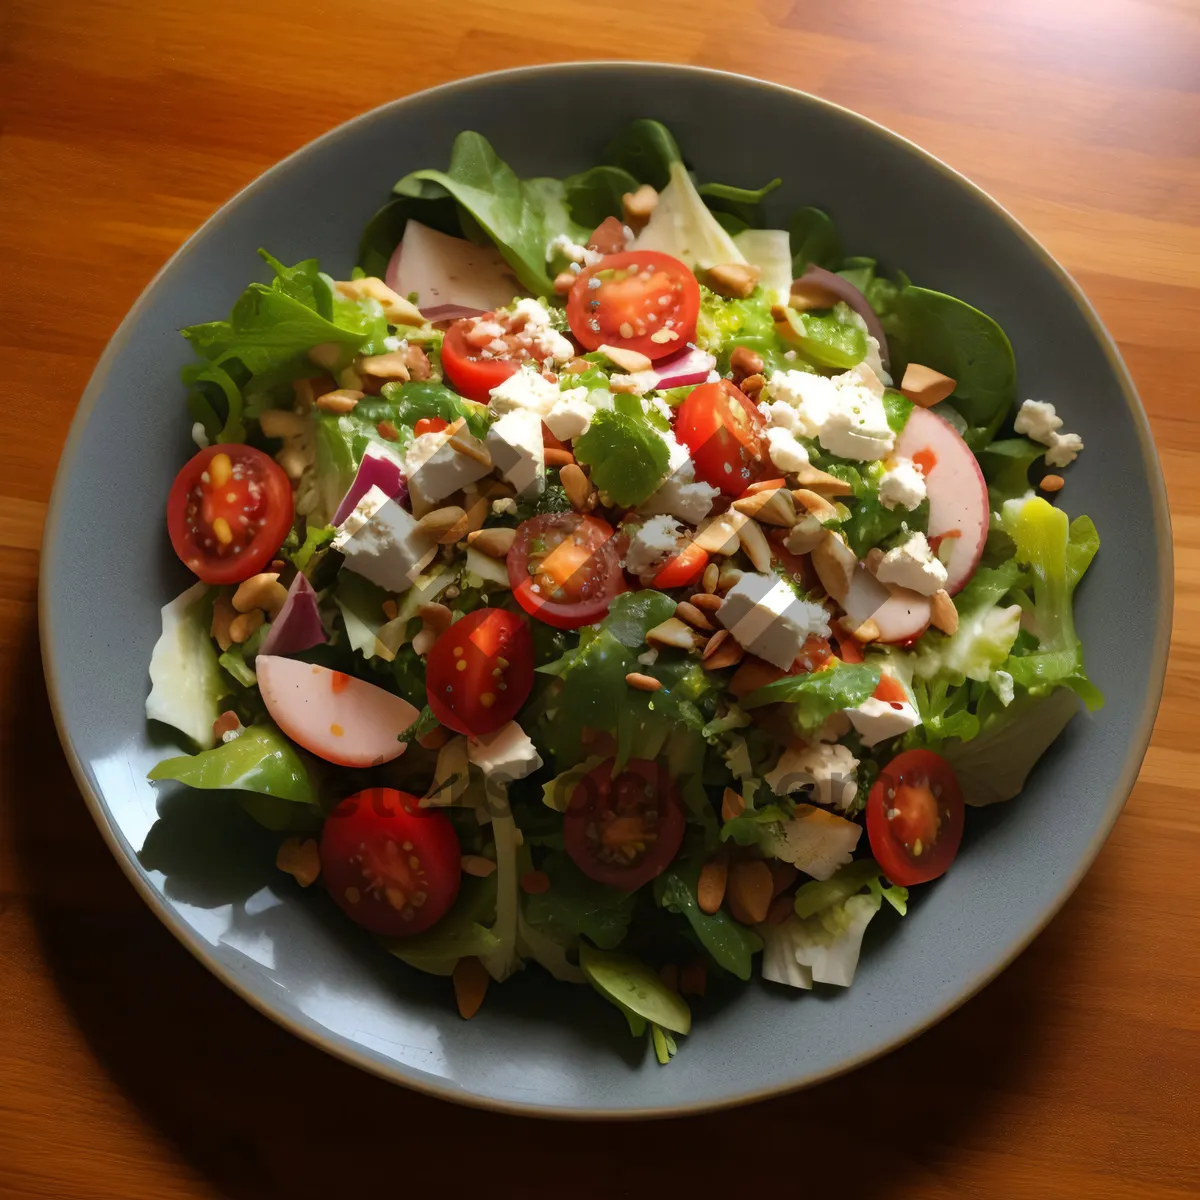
[646,345,716,389]
[331,444,407,528]
[257,573,326,659]
[419,303,490,323]
[794,265,890,371]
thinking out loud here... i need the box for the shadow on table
[10,630,1083,1200]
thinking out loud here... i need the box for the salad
[146,120,1099,1063]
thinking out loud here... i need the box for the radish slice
[841,566,889,628]
[258,656,418,768]
[794,266,889,370]
[872,589,932,644]
[894,408,988,594]
[257,574,325,659]
[386,221,522,312]
[331,443,407,528]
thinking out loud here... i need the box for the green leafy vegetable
[524,852,635,951]
[387,876,499,976]
[393,132,586,295]
[789,206,843,274]
[603,119,682,190]
[580,943,691,1043]
[573,393,670,507]
[742,661,881,733]
[289,524,334,571]
[563,164,640,228]
[698,177,783,227]
[777,307,868,370]
[980,438,1045,507]
[380,379,490,441]
[793,858,908,920]
[148,724,317,805]
[694,287,790,374]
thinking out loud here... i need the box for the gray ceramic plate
[40,63,1171,1118]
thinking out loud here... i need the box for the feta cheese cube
[639,430,719,525]
[487,408,545,498]
[717,572,831,670]
[332,484,393,550]
[625,515,684,576]
[488,366,561,417]
[405,428,491,512]
[764,740,859,811]
[341,499,437,593]
[878,456,927,511]
[543,389,594,441]
[466,720,543,783]
[875,531,948,596]
[765,426,810,473]
[848,696,922,747]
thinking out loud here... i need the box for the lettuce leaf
[523,851,635,951]
[572,393,670,507]
[741,661,881,733]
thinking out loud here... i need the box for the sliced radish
[894,407,988,594]
[871,588,932,644]
[257,656,418,768]
[386,221,522,313]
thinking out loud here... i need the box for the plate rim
[38,60,1174,1120]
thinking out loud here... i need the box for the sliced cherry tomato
[507,513,625,629]
[831,629,865,663]
[564,758,685,890]
[425,608,534,737]
[166,444,293,584]
[566,251,701,361]
[440,317,520,401]
[652,541,709,590]
[414,416,449,437]
[321,788,461,937]
[866,749,965,887]
[873,674,909,706]
[675,380,770,495]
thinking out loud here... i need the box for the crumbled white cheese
[757,398,804,435]
[332,483,393,550]
[546,234,602,268]
[764,362,894,461]
[765,740,859,811]
[1015,399,1084,467]
[340,500,437,593]
[639,429,719,525]
[848,696,922,747]
[509,298,574,363]
[625,515,684,576]
[878,456,927,511]
[489,366,561,416]
[765,426,810,473]
[491,496,518,516]
[543,390,594,441]
[466,721,543,783]
[382,335,406,352]
[717,572,830,670]
[875,531,948,596]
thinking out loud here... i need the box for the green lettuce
[741,661,881,733]
[1001,499,1103,708]
[789,206,843,274]
[694,287,790,375]
[145,583,228,750]
[523,851,635,951]
[380,379,490,441]
[387,876,500,976]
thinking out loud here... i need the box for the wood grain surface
[3,0,1199,1196]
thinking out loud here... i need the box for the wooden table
[3,1,1198,1195]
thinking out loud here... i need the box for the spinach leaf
[789,206,843,274]
[835,460,930,556]
[698,177,782,228]
[654,853,763,981]
[386,876,499,976]
[393,132,587,295]
[357,192,464,279]
[883,286,1016,434]
[563,164,640,229]
[980,437,1046,506]
[524,852,635,951]
[603,118,682,189]
[148,724,317,805]
[579,943,692,1035]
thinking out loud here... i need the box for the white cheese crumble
[625,515,684,576]
[640,429,719,525]
[765,426,810,473]
[1014,399,1084,467]
[878,456,927,511]
[764,740,859,811]
[546,233,602,268]
[875,531,948,596]
[763,363,894,461]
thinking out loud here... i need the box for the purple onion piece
[649,346,717,389]
[257,573,326,659]
[419,303,490,324]
[331,446,407,527]
[794,265,890,371]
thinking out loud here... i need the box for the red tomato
[832,630,865,663]
[564,758,685,890]
[166,444,293,584]
[652,541,709,590]
[507,513,626,629]
[425,608,534,737]
[566,251,701,362]
[675,380,770,495]
[873,674,909,705]
[866,749,965,887]
[414,416,448,437]
[587,216,630,255]
[320,788,461,937]
[440,318,520,401]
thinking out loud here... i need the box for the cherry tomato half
[425,608,534,738]
[507,513,626,629]
[564,758,685,890]
[566,251,701,362]
[166,444,294,584]
[320,788,461,937]
[652,540,709,590]
[866,749,965,887]
[414,416,448,437]
[440,317,520,401]
[675,380,770,495]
